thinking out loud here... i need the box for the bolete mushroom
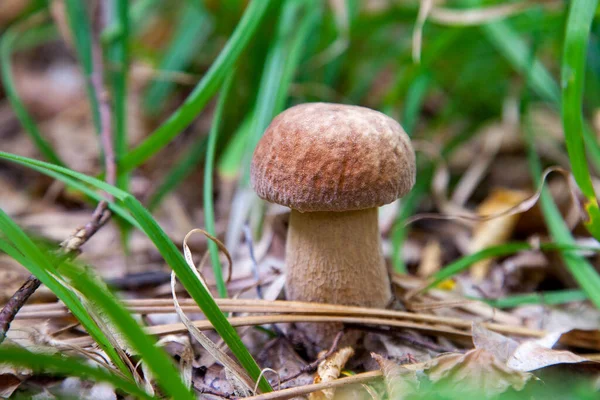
[251,103,416,350]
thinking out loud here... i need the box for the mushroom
[251,103,416,350]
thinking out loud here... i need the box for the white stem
[286,208,392,350]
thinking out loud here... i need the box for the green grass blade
[525,116,600,310]
[424,242,531,290]
[107,0,130,191]
[0,217,131,377]
[0,347,154,400]
[63,0,102,135]
[217,116,251,179]
[0,24,64,166]
[0,155,137,227]
[242,0,319,184]
[401,72,431,134]
[0,151,272,392]
[0,152,129,199]
[482,289,587,309]
[147,137,208,211]
[482,20,560,104]
[391,165,432,273]
[561,0,600,240]
[204,75,234,298]
[60,261,195,400]
[106,0,131,250]
[143,3,213,114]
[423,241,600,292]
[390,72,431,273]
[483,17,600,172]
[119,0,273,173]
[272,5,320,113]
[224,2,318,183]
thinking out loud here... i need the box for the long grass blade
[561,0,600,240]
[143,3,213,114]
[482,289,587,309]
[106,0,132,249]
[63,0,102,135]
[222,1,318,185]
[204,75,234,298]
[119,0,272,173]
[483,17,600,171]
[0,151,272,392]
[423,241,600,292]
[525,116,600,310]
[482,20,559,104]
[391,72,431,273]
[0,24,64,166]
[107,0,130,191]
[147,137,208,211]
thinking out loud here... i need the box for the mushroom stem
[286,208,392,349]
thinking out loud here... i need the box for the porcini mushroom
[251,103,416,350]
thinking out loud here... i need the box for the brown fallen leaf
[471,322,519,363]
[309,347,355,400]
[417,239,442,278]
[507,339,588,372]
[0,373,23,399]
[473,323,597,372]
[469,188,530,281]
[423,349,532,395]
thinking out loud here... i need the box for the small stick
[239,370,382,400]
[345,324,457,353]
[193,382,232,399]
[0,276,41,343]
[280,330,344,384]
[0,201,111,344]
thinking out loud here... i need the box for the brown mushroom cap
[251,102,416,212]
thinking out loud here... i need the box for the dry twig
[0,202,111,343]
[240,371,382,400]
[280,330,345,384]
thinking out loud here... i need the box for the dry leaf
[508,340,588,372]
[371,353,418,400]
[471,322,519,363]
[470,188,530,281]
[424,349,532,395]
[473,323,595,372]
[309,347,355,400]
[0,373,23,398]
[170,230,254,396]
[0,348,34,398]
[417,239,442,278]
[4,321,59,355]
[156,335,194,389]
[0,175,31,215]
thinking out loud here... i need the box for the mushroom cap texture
[251,102,416,212]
